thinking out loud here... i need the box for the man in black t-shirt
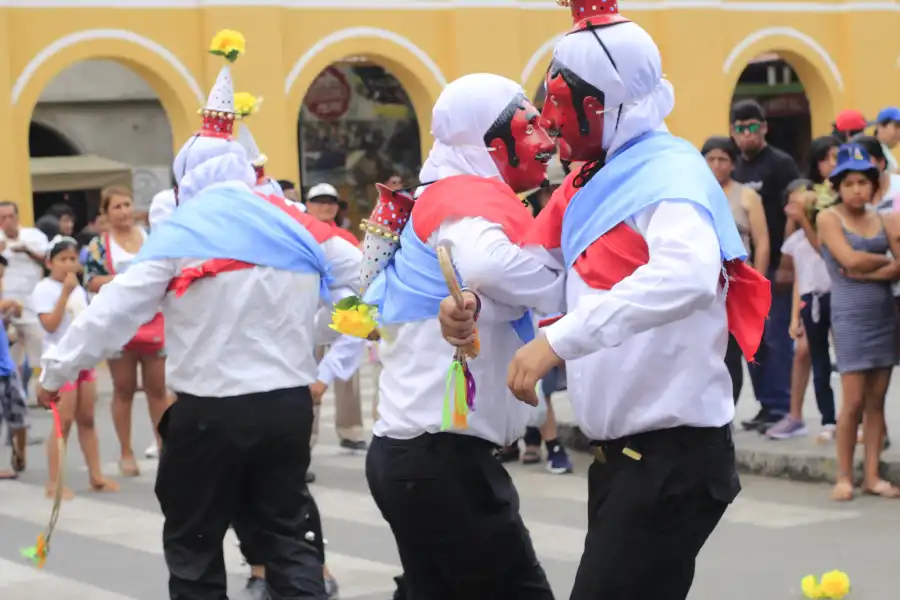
[730,100,800,430]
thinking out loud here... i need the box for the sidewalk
[79,362,900,485]
[553,365,900,485]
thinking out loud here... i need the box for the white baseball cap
[306,183,339,202]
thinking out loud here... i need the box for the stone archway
[285,26,446,177]
[11,29,203,224]
[722,27,841,140]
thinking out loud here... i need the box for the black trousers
[571,425,740,600]
[366,433,555,600]
[155,387,326,600]
[234,488,326,566]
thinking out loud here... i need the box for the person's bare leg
[45,389,77,500]
[139,353,170,450]
[74,379,119,492]
[861,369,899,496]
[788,334,811,420]
[833,372,865,501]
[108,354,140,475]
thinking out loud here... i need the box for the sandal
[862,480,900,499]
[830,481,855,502]
[118,456,140,478]
[0,470,18,480]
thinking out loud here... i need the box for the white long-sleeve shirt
[373,216,566,447]
[40,198,363,397]
[543,200,734,441]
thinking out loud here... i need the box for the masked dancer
[359,73,565,599]
[438,4,770,599]
[37,31,336,600]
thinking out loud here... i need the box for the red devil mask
[484,93,556,193]
[542,59,612,164]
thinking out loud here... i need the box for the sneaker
[816,424,836,444]
[339,439,368,452]
[145,444,159,459]
[740,408,782,432]
[324,574,340,599]
[765,416,808,440]
[546,443,573,474]
[237,577,268,600]
[521,448,541,465]
[495,444,520,463]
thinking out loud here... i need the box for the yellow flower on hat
[233,92,261,118]
[329,297,379,339]
[209,29,245,63]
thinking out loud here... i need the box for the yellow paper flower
[801,575,823,599]
[819,570,850,599]
[209,29,245,62]
[330,304,378,339]
[234,92,261,118]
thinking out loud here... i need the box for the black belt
[378,432,499,454]
[588,425,732,463]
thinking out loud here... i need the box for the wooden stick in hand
[436,244,478,358]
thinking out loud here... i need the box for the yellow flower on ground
[819,570,850,599]
[801,575,823,599]
[209,29,246,62]
[330,304,378,339]
[233,92,261,118]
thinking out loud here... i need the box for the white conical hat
[237,123,265,166]
[205,65,235,114]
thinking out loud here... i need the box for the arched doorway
[730,53,811,164]
[297,59,421,230]
[28,59,175,229]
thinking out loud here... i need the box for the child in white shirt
[32,236,117,499]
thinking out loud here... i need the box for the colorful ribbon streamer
[441,351,476,430]
[21,401,66,569]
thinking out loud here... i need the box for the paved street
[1,365,898,599]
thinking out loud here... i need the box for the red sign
[304,67,352,121]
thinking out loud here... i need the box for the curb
[557,422,900,486]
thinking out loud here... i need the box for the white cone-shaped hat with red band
[198,29,246,139]
[358,184,415,294]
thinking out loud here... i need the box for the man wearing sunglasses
[731,99,801,432]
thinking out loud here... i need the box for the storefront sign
[304,67,351,121]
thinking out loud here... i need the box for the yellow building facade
[3,0,899,225]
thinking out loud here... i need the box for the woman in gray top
[818,143,900,501]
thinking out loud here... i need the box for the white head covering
[552,21,675,155]
[255,177,285,198]
[418,73,525,184]
[236,123,266,167]
[149,188,176,230]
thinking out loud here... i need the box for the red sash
[166,193,336,297]
[527,175,770,362]
[411,175,534,244]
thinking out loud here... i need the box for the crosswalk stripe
[0,480,398,599]
[79,442,863,532]
[0,556,136,599]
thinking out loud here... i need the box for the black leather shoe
[339,439,368,452]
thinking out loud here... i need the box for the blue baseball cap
[872,107,900,126]
[829,143,878,185]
